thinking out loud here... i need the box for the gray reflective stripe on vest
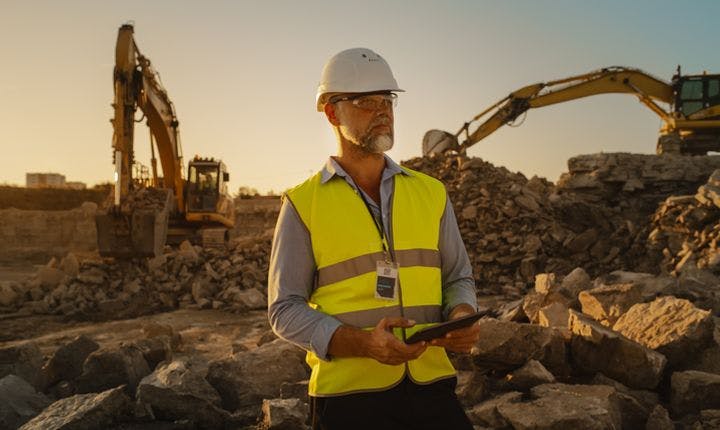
[333,304,442,328]
[317,249,441,288]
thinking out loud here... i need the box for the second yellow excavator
[423,66,720,156]
[95,24,235,258]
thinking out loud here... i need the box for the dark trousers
[310,376,474,430]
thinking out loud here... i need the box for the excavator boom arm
[461,67,674,150]
[113,24,185,210]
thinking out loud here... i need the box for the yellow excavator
[95,24,235,258]
[423,66,720,156]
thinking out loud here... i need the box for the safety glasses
[330,93,398,111]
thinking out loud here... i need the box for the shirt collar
[320,154,409,184]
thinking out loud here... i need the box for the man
[268,47,479,430]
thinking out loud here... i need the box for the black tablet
[405,310,490,344]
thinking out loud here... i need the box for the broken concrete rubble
[18,386,131,430]
[404,152,720,294]
[613,296,714,366]
[496,383,623,430]
[5,153,720,428]
[206,339,309,412]
[41,335,99,389]
[76,345,151,395]
[4,233,272,320]
[569,309,666,390]
[579,282,644,327]
[472,319,567,377]
[136,360,231,428]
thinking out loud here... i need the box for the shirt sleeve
[267,198,342,361]
[439,192,478,320]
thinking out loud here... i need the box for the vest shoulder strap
[285,172,322,230]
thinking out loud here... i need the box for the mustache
[369,115,392,128]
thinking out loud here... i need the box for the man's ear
[324,102,341,126]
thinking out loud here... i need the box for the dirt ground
[0,194,281,368]
[0,305,270,366]
[0,262,38,282]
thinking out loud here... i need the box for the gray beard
[359,134,394,154]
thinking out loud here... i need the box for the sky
[1,0,719,194]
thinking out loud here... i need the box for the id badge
[375,261,399,301]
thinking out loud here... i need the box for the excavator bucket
[422,129,459,156]
[95,189,173,258]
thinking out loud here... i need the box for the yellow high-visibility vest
[286,166,456,397]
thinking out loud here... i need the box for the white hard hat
[316,47,403,111]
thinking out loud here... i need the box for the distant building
[65,181,87,190]
[26,173,66,188]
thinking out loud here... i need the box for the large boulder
[671,370,720,416]
[472,319,567,376]
[0,375,51,429]
[569,310,666,389]
[0,342,45,390]
[613,296,714,366]
[76,345,151,395]
[594,271,676,301]
[18,386,130,430]
[136,360,231,429]
[42,335,99,388]
[497,383,622,430]
[206,339,309,412]
[578,282,643,327]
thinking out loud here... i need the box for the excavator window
[679,78,705,116]
[189,165,218,192]
[709,79,720,99]
[187,164,220,212]
[680,79,703,99]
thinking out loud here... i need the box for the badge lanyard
[356,188,392,262]
[357,187,399,301]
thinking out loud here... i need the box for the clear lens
[331,93,397,110]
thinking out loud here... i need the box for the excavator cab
[183,157,234,247]
[660,72,720,154]
[673,74,720,118]
[186,157,229,213]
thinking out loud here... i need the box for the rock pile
[0,234,271,320]
[648,169,720,276]
[458,267,720,429]
[0,321,310,429]
[557,153,720,215]
[402,152,720,294]
[3,266,718,428]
